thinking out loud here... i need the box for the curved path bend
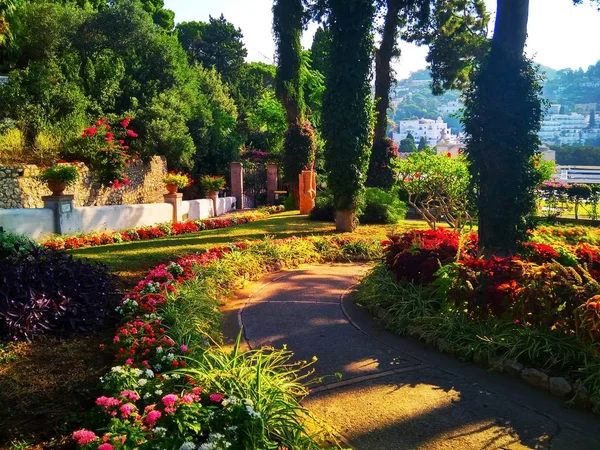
[221,264,600,450]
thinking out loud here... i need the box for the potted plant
[39,164,79,195]
[162,171,192,194]
[200,175,226,215]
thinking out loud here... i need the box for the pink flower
[125,358,133,365]
[96,396,121,409]
[121,390,140,401]
[119,403,136,419]
[181,394,194,404]
[164,406,177,414]
[209,393,224,403]
[179,344,188,352]
[98,444,114,450]
[161,394,178,407]
[121,117,131,128]
[144,410,162,426]
[126,129,138,138]
[72,429,97,445]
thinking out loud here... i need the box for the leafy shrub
[0,231,37,259]
[199,175,226,192]
[308,189,335,221]
[575,295,600,352]
[441,258,600,331]
[283,191,296,211]
[0,128,26,164]
[383,229,478,284]
[359,187,407,224]
[0,247,115,341]
[39,164,79,185]
[530,225,600,246]
[162,171,192,189]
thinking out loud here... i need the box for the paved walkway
[221,264,600,450]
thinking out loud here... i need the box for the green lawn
[69,211,426,284]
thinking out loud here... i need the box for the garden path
[222,264,600,450]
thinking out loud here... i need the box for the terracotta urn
[166,183,178,194]
[47,180,67,196]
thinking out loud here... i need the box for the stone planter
[47,180,67,196]
[165,183,178,194]
[206,190,219,216]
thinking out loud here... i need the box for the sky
[164,0,600,80]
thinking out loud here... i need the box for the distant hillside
[391,61,600,129]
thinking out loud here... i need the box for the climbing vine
[322,0,375,229]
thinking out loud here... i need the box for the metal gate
[243,163,267,208]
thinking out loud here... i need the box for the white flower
[222,395,240,406]
[138,379,148,387]
[111,366,122,372]
[134,368,143,376]
[171,374,181,380]
[155,389,163,396]
[145,369,154,379]
[245,405,261,419]
[152,426,167,437]
[243,398,254,407]
[143,392,151,399]
[225,425,238,432]
[179,442,196,450]
[154,364,162,372]
[156,347,163,354]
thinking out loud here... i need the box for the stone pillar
[163,193,183,224]
[43,194,75,235]
[299,170,316,215]
[266,163,278,205]
[230,162,244,210]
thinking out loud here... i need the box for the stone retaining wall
[0,156,167,209]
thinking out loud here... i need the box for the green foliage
[322,0,375,214]
[283,192,296,211]
[189,66,241,176]
[418,136,428,150]
[394,150,472,230]
[360,187,408,224]
[399,134,417,153]
[38,164,79,185]
[552,145,600,166]
[176,15,247,85]
[309,26,330,76]
[355,263,441,335]
[0,1,243,178]
[273,0,305,125]
[0,231,36,259]
[464,55,545,254]
[366,137,398,189]
[308,189,335,221]
[282,121,316,184]
[310,187,407,225]
[199,175,226,193]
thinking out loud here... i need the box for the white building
[548,104,562,114]
[393,117,456,147]
[539,113,587,146]
[439,100,463,116]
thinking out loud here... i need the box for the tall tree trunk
[373,0,402,144]
[367,0,402,188]
[475,0,534,256]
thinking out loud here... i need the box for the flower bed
[357,227,600,410]
[72,234,380,449]
[41,207,285,251]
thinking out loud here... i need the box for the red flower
[106,132,114,142]
[126,129,138,138]
[121,117,131,128]
[414,173,420,179]
[82,127,98,137]
[446,152,452,158]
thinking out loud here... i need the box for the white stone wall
[0,209,55,238]
[0,196,238,239]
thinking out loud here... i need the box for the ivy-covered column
[273,0,316,208]
[322,0,375,231]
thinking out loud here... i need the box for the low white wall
[1,196,239,239]
[0,208,55,238]
[182,199,214,220]
[217,197,237,216]
[62,203,174,234]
